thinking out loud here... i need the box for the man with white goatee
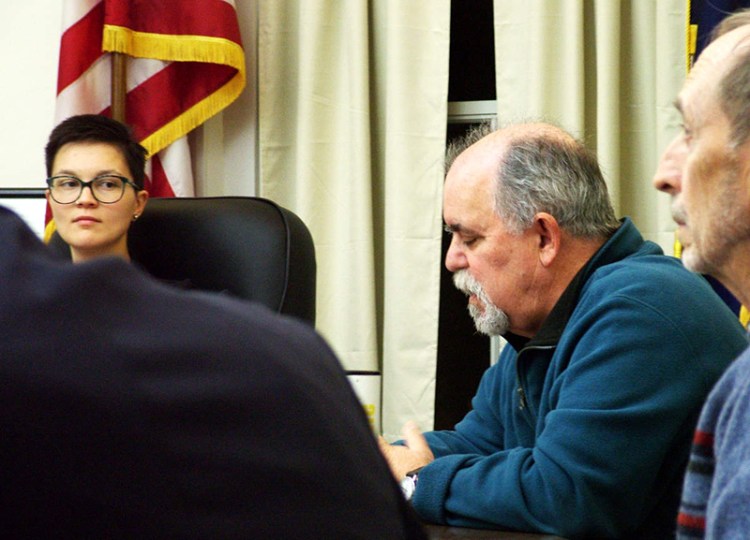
[380,121,747,538]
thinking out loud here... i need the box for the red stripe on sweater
[677,512,706,529]
[693,429,714,448]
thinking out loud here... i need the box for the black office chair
[48,196,316,325]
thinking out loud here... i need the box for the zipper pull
[517,386,527,410]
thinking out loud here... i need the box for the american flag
[48,0,245,235]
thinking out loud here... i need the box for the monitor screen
[0,188,48,239]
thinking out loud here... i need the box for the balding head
[680,25,750,147]
[446,122,619,238]
[654,23,750,296]
[443,121,619,337]
[716,27,750,147]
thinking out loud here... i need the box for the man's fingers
[402,421,434,463]
[402,421,425,448]
[377,435,391,452]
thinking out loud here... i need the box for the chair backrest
[48,196,316,325]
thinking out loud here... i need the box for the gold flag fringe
[102,24,246,157]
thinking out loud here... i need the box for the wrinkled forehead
[683,25,750,99]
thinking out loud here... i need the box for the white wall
[0,2,63,187]
[0,2,258,195]
[193,0,258,197]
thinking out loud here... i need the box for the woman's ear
[134,190,149,216]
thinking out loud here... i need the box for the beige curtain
[493,0,686,252]
[258,1,450,437]
[257,0,686,437]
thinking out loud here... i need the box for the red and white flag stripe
[49,0,245,233]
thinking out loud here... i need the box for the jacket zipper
[515,344,556,413]
[517,385,527,410]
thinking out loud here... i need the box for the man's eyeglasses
[46,174,139,204]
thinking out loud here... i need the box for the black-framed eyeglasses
[46,174,139,204]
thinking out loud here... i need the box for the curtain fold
[493,0,685,253]
[258,0,684,437]
[258,0,450,437]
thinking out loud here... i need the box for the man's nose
[653,135,685,195]
[444,235,467,273]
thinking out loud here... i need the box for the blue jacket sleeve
[411,273,746,538]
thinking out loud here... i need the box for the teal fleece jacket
[414,218,748,539]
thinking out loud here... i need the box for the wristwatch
[399,467,423,501]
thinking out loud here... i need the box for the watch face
[400,474,417,501]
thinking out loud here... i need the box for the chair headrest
[48,197,316,324]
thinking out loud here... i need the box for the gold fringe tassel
[102,24,246,157]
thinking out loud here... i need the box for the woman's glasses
[46,174,139,204]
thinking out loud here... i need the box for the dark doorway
[434,0,496,430]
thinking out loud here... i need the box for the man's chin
[467,302,483,320]
[679,246,705,273]
[474,321,507,337]
[675,225,691,246]
[470,311,509,337]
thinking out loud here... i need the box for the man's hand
[378,420,434,480]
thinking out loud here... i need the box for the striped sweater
[677,344,750,539]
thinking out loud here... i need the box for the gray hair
[446,122,494,170]
[446,122,620,238]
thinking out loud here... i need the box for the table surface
[425,523,566,539]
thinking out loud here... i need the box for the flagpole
[111,52,127,122]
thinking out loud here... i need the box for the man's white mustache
[453,270,481,296]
